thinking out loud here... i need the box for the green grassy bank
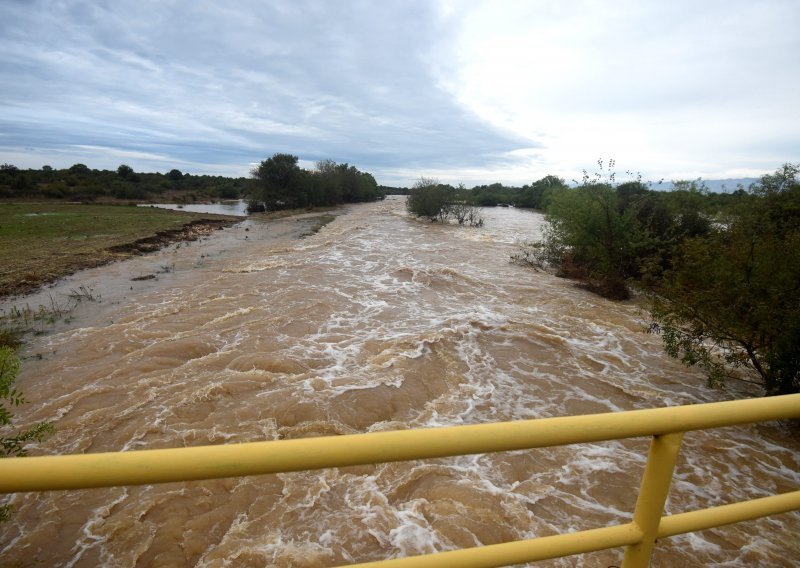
[0,203,239,298]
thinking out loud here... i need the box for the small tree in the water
[406,178,483,226]
[406,177,450,221]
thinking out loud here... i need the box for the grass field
[0,202,239,298]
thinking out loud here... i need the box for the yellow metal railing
[2,394,799,567]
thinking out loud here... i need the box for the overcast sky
[1,0,797,186]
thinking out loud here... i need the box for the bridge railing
[2,394,799,567]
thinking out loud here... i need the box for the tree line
[0,163,249,202]
[247,153,384,211]
[404,175,579,226]
[519,161,799,396]
[386,176,572,209]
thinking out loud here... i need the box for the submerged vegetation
[301,214,337,237]
[406,177,484,226]
[1,285,101,337]
[522,161,800,395]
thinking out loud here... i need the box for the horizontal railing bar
[1,394,798,493]
[342,523,643,568]
[657,490,800,538]
[339,492,800,568]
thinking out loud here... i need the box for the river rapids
[1,196,798,567]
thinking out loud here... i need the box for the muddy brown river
[1,197,798,567]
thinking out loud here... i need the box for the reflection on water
[1,197,798,567]
[141,200,248,216]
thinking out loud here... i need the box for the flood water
[2,197,798,567]
[140,200,249,216]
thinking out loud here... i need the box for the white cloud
[440,0,800,181]
[0,0,797,185]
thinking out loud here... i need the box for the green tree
[544,180,646,299]
[68,163,90,174]
[406,177,451,221]
[117,164,134,179]
[649,164,800,394]
[314,159,343,204]
[1,346,54,521]
[250,153,304,210]
[406,178,484,226]
[665,180,713,239]
[530,162,709,299]
[516,175,567,209]
[11,174,32,196]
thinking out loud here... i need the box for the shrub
[406,177,451,221]
[1,345,54,520]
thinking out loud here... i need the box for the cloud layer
[1,0,797,186]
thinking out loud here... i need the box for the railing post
[622,432,684,567]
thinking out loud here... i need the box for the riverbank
[0,202,242,298]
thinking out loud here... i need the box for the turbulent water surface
[2,197,798,567]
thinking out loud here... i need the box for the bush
[649,164,800,395]
[406,177,451,221]
[542,181,644,299]
[406,179,484,226]
[1,345,54,520]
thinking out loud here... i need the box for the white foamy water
[1,197,798,567]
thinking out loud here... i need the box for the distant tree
[217,185,239,199]
[0,163,251,202]
[516,175,568,209]
[11,175,32,196]
[68,163,90,174]
[471,182,508,206]
[39,165,54,182]
[315,159,336,176]
[380,185,410,195]
[117,164,134,179]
